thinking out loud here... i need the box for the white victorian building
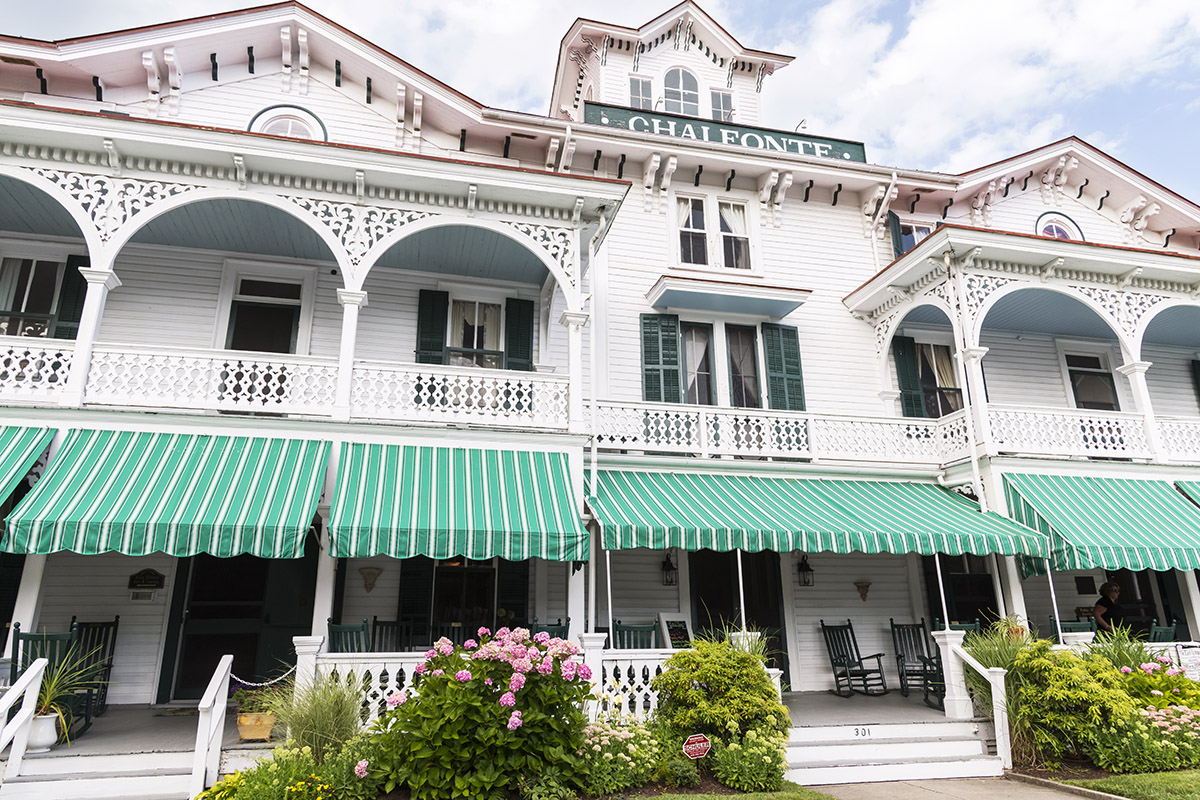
[2,2,1200,795]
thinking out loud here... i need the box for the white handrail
[190,654,233,799]
[949,644,1011,769]
[0,657,47,781]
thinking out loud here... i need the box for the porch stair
[786,719,1003,785]
[0,750,191,800]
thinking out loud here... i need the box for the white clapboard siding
[603,45,763,124]
[986,187,1126,246]
[1021,568,1107,639]
[339,557,401,626]
[37,552,177,705]
[99,249,225,347]
[790,553,920,693]
[1143,344,1200,417]
[595,548,683,626]
[978,331,1077,408]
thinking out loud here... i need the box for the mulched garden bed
[379,775,744,799]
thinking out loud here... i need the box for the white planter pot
[26,713,58,753]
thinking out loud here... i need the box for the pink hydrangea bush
[369,627,593,799]
[1121,653,1200,709]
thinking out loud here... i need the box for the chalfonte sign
[584,103,866,163]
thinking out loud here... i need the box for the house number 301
[853,727,871,737]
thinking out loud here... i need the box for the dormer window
[630,76,653,110]
[711,90,733,122]
[248,105,328,142]
[664,68,700,116]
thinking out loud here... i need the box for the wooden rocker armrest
[863,652,885,664]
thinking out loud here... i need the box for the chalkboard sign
[1177,645,1200,681]
[658,614,692,649]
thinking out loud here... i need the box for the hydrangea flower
[507,710,523,730]
[499,691,516,707]
[509,673,526,692]
[354,759,369,779]
[464,639,477,650]
[432,669,445,676]
[414,663,427,675]
[533,631,551,644]
[537,658,554,676]
[578,664,593,681]
[561,660,577,681]
[1120,666,1133,674]
[477,626,491,638]
[386,690,407,708]
[455,670,472,682]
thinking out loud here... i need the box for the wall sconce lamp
[854,581,871,602]
[661,551,679,586]
[360,567,382,593]
[797,554,814,587]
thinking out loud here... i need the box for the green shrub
[710,725,787,793]
[657,756,700,789]
[1091,715,1184,774]
[370,627,592,799]
[575,718,659,796]
[195,771,243,800]
[651,639,789,741]
[517,768,575,800]
[1008,640,1139,766]
[266,671,366,764]
[1118,654,1200,709]
[232,744,318,800]
[315,733,382,800]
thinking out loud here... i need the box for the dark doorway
[923,555,998,627]
[1105,568,1158,636]
[227,301,299,353]
[165,537,317,699]
[1,478,34,635]
[689,550,789,679]
[431,559,496,640]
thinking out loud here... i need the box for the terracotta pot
[236,712,276,743]
[27,713,59,753]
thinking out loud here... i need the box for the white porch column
[559,310,590,434]
[293,635,324,694]
[3,554,47,661]
[61,264,121,407]
[1175,569,1200,640]
[1115,361,1163,461]
[962,347,992,451]
[333,289,367,422]
[567,562,586,642]
[1000,557,1028,622]
[310,525,337,653]
[931,629,973,719]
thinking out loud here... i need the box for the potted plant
[232,687,276,742]
[29,645,105,752]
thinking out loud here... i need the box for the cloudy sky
[7,0,1200,201]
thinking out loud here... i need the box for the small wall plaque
[128,568,166,590]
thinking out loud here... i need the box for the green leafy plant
[517,767,575,800]
[231,687,272,713]
[1091,715,1186,774]
[710,723,787,793]
[576,718,660,796]
[1087,627,1154,671]
[35,643,105,744]
[232,744,318,800]
[962,616,1036,719]
[370,627,592,800]
[195,770,244,799]
[266,672,366,764]
[657,756,700,788]
[651,638,789,741]
[314,733,383,800]
[1118,654,1200,709]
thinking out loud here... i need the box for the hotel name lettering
[584,103,866,163]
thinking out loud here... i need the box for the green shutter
[893,335,926,418]
[398,556,435,641]
[641,314,681,403]
[415,290,448,364]
[497,559,530,626]
[762,323,806,411]
[52,255,89,340]
[888,211,904,260]
[504,297,535,371]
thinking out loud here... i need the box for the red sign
[682,734,711,759]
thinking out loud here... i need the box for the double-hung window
[892,336,962,418]
[677,198,708,266]
[711,90,733,121]
[0,255,87,339]
[629,76,653,110]
[664,68,700,116]
[677,197,753,270]
[718,202,751,269]
[726,325,762,409]
[448,300,503,369]
[415,289,535,372]
[1066,354,1119,411]
[681,323,715,405]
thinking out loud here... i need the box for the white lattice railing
[988,404,1150,459]
[595,648,676,722]
[0,336,74,402]
[352,361,570,430]
[592,401,969,465]
[315,652,427,726]
[1159,417,1200,463]
[87,344,339,416]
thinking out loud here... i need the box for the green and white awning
[0,426,54,501]
[2,429,329,558]
[588,470,1048,557]
[1005,473,1200,571]
[329,444,587,561]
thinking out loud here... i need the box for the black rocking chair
[820,619,888,697]
[890,617,933,697]
[70,615,119,716]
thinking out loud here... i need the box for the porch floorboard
[2,705,239,759]
[784,690,948,727]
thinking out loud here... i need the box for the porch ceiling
[373,225,549,285]
[0,176,84,238]
[129,198,336,262]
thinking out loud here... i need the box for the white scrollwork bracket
[288,197,431,269]
[32,168,199,244]
[502,221,578,292]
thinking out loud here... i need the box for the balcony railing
[988,404,1150,460]
[591,401,969,465]
[352,361,570,430]
[1158,417,1200,463]
[0,335,73,402]
[88,344,339,416]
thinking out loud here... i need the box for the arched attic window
[664,68,700,116]
[248,105,328,142]
[1036,212,1084,241]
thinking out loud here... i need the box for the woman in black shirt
[1093,582,1124,633]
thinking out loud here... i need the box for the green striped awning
[2,429,329,558]
[588,470,1048,557]
[1005,473,1200,571]
[329,444,587,561]
[0,426,54,501]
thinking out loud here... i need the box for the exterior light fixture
[661,552,679,586]
[797,554,814,587]
[855,581,872,602]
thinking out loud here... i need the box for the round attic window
[248,105,328,141]
[1036,212,1083,242]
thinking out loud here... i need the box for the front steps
[786,719,1004,785]
[0,750,191,800]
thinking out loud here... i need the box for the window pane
[682,324,713,405]
[239,279,302,301]
[262,116,313,139]
[681,232,708,265]
[1065,354,1104,370]
[5,259,31,312]
[679,198,707,265]
[664,69,700,116]
[449,300,502,368]
[1071,372,1119,411]
[711,90,733,122]
[629,77,652,110]
[24,262,59,314]
[719,203,750,269]
[727,325,760,409]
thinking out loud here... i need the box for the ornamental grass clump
[370,627,593,800]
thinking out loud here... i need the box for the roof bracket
[142,51,160,118]
[725,170,736,191]
[410,93,423,152]
[1117,267,1142,290]
[757,170,779,209]
[1189,281,1200,300]
[658,155,678,211]
[102,140,120,176]
[1039,257,1064,282]
[396,84,407,150]
[960,247,982,270]
[1020,170,1034,192]
[297,29,309,95]
[546,138,561,172]
[232,155,246,190]
[355,170,365,204]
[1075,178,1089,200]
[941,198,954,219]
[1163,228,1177,248]
[1097,189,1111,211]
[908,194,919,214]
[1001,176,1015,198]
[831,183,843,207]
[467,185,477,217]
[163,47,182,116]
[617,153,626,180]
[802,179,814,202]
[559,132,577,173]
[593,149,603,171]
[572,197,585,227]
[642,153,661,192]
[280,26,292,93]
[693,164,703,187]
